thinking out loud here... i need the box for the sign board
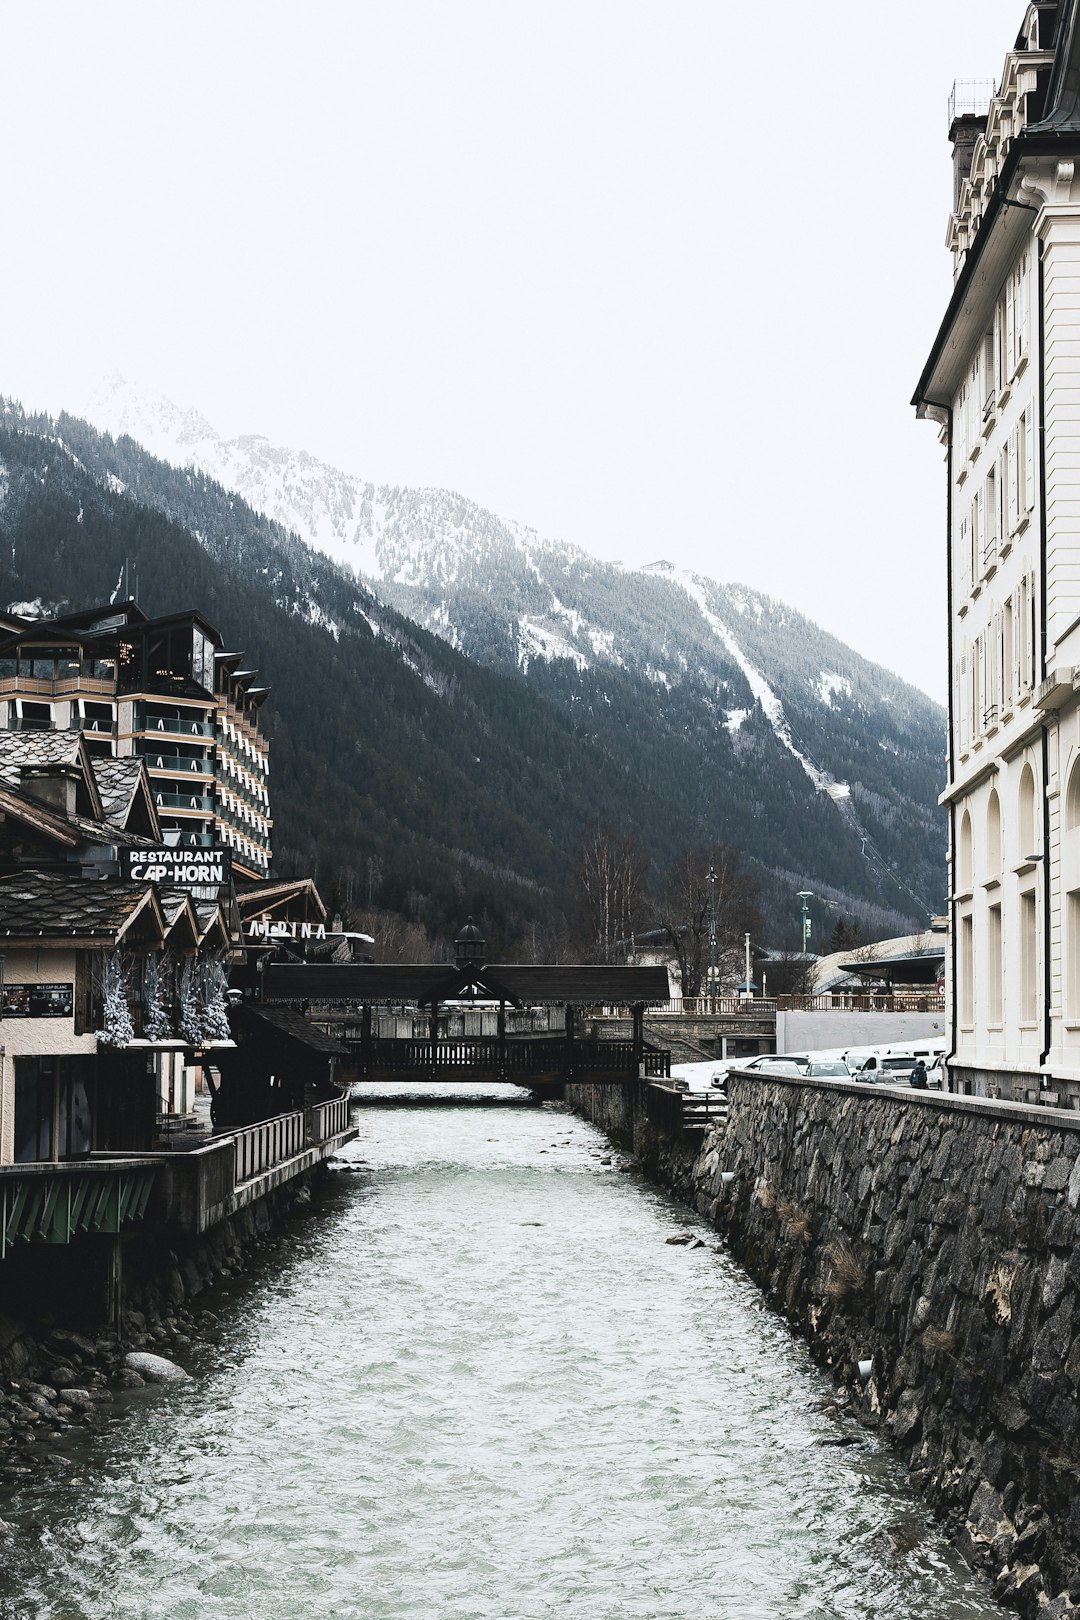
[2,983,74,1018]
[245,920,326,942]
[123,847,232,886]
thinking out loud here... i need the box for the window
[1003,598,1014,710]
[1069,891,1080,1020]
[1019,763,1037,858]
[1020,888,1038,1022]
[988,903,1003,1025]
[959,913,974,1027]
[958,809,974,892]
[13,1057,92,1163]
[987,790,1002,877]
[984,466,999,565]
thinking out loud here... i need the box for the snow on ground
[516,616,590,672]
[816,671,853,705]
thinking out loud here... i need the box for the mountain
[0,387,947,943]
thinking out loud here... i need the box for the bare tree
[651,844,762,997]
[572,823,651,963]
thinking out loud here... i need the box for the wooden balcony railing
[231,1110,305,1184]
[307,1095,351,1143]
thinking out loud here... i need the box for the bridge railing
[364,1036,653,1078]
[637,993,945,1017]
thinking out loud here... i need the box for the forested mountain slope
[0,397,946,942]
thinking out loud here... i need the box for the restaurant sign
[123,847,232,885]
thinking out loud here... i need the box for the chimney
[947,82,995,211]
[20,763,81,819]
[949,113,988,210]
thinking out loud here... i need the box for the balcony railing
[154,792,215,812]
[136,711,215,739]
[231,1111,305,1183]
[307,1095,351,1144]
[142,754,214,776]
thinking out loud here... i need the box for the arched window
[986,790,1002,879]
[1019,763,1036,859]
[1067,759,1080,832]
[957,809,973,893]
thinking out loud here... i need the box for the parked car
[806,1060,851,1078]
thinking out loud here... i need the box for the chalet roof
[0,872,163,945]
[0,731,104,821]
[263,961,671,1007]
[236,878,327,922]
[231,1002,350,1057]
[91,757,151,828]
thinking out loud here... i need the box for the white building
[914,1,1080,1103]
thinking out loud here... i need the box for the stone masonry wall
[691,1074,1080,1618]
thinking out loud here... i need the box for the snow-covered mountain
[69,375,947,927]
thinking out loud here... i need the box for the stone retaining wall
[691,1074,1080,1618]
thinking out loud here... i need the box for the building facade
[914,0,1080,1102]
[0,601,271,879]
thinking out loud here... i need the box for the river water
[0,1089,1000,1620]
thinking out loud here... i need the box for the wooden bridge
[262,959,673,1088]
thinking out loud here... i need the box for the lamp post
[707,866,718,1006]
[797,891,814,957]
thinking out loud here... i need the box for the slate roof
[232,1003,350,1057]
[91,758,148,827]
[0,731,104,822]
[0,872,161,943]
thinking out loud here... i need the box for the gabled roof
[236,877,327,923]
[0,731,104,820]
[158,890,201,952]
[91,757,160,837]
[232,1003,350,1057]
[0,872,165,946]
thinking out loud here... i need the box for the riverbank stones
[122,1352,190,1385]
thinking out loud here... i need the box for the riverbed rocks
[123,1352,190,1385]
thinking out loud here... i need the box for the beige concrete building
[915,1,1080,1103]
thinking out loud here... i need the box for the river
[0,1088,1000,1620]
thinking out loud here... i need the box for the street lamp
[707,866,718,1002]
[797,891,814,956]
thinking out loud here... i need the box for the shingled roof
[0,731,103,821]
[0,872,165,945]
[91,758,152,827]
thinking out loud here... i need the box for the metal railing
[642,992,945,1016]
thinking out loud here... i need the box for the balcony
[153,792,215,813]
[135,710,215,740]
[142,754,214,777]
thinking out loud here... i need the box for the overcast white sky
[2,0,1024,702]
